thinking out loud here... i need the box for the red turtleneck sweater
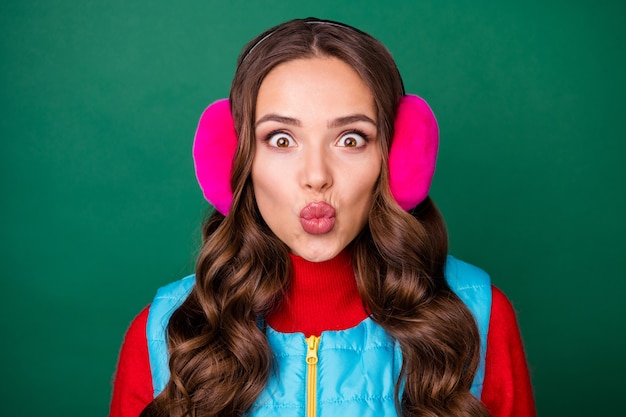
[110,251,535,417]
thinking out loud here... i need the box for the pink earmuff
[193,94,439,215]
[388,95,439,210]
[193,99,235,216]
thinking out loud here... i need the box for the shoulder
[487,285,528,353]
[490,286,519,326]
[148,274,196,335]
[444,255,492,325]
[118,306,150,358]
[153,274,196,303]
[125,305,150,343]
[445,255,491,290]
[443,256,493,339]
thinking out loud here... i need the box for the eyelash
[263,130,295,148]
[338,129,370,147]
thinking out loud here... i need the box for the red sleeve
[110,306,154,417]
[481,286,536,417]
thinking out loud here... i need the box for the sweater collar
[265,248,368,337]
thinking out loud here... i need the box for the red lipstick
[299,202,336,234]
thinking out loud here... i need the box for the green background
[1,1,624,415]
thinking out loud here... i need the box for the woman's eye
[267,132,295,148]
[337,131,367,148]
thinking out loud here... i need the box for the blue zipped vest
[146,255,491,416]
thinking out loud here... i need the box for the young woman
[110,18,535,417]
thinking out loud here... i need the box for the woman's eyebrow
[255,113,376,128]
[328,114,376,128]
[255,114,301,127]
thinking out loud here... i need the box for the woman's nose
[302,145,333,192]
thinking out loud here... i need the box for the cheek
[359,158,382,195]
[251,159,288,213]
[347,161,382,218]
[251,164,270,204]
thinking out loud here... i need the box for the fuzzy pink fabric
[193,99,236,215]
[389,95,439,210]
[193,95,439,215]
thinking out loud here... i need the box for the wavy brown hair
[143,18,490,417]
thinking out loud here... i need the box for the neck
[265,249,368,337]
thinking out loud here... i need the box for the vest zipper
[305,335,320,417]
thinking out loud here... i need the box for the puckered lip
[299,201,336,234]
[299,201,336,220]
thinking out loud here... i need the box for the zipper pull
[306,335,320,365]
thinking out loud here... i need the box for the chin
[293,245,342,263]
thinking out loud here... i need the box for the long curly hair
[143,18,490,417]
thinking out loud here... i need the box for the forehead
[256,57,376,121]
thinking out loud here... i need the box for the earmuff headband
[193,94,438,215]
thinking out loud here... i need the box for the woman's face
[252,56,381,262]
